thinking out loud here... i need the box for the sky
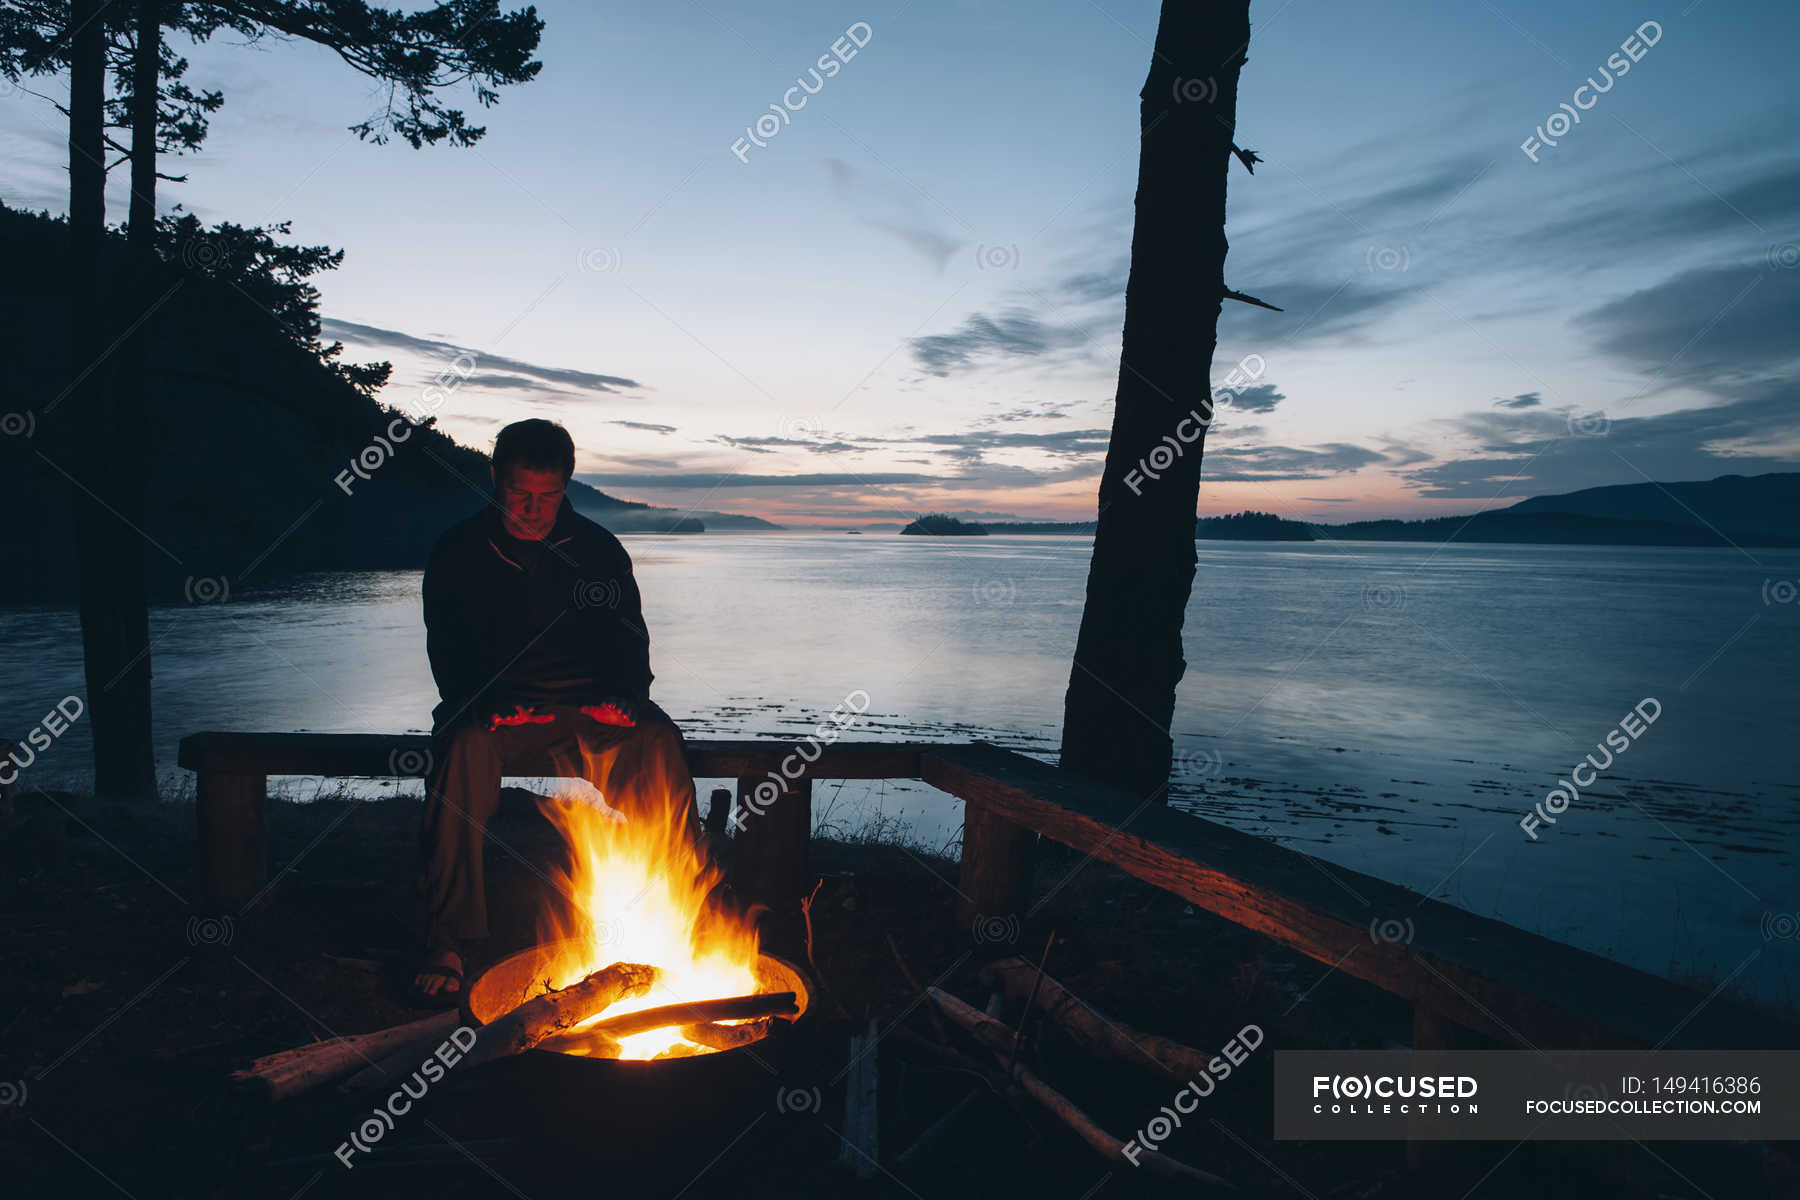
[3,0,1796,526]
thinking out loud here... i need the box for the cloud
[1495,392,1542,409]
[1203,442,1388,482]
[821,156,963,272]
[908,307,1102,376]
[610,420,677,433]
[575,472,939,488]
[322,318,642,395]
[1575,260,1799,386]
[1226,383,1284,414]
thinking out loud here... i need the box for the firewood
[232,1011,460,1102]
[980,956,1211,1082]
[578,991,796,1041]
[928,988,1235,1190]
[453,961,661,1070]
[340,961,659,1088]
[682,1018,774,1050]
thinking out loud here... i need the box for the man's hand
[580,697,639,727]
[486,703,556,731]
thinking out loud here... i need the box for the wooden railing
[177,732,1796,1053]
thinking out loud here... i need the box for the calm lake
[5,533,1797,1009]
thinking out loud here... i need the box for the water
[5,534,1797,1009]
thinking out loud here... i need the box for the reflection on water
[4,534,1796,1007]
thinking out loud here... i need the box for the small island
[900,513,989,536]
[1195,510,1314,541]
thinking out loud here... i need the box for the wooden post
[958,801,1033,931]
[733,774,811,906]
[705,785,731,839]
[1406,1001,1460,1171]
[197,770,266,909]
[0,740,16,823]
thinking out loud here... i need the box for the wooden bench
[178,731,919,913]
[178,732,1796,1053]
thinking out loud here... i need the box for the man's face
[493,463,568,541]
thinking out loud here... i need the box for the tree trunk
[66,0,155,798]
[1058,1,1251,800]
[104,0,161,798]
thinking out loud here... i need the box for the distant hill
[0,203,766,601]
[1319,473,1800,547]
[1503,474,1800,543]
[901,513,988,536]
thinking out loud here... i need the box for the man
[411,418,698,1004]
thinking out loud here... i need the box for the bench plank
[177,732,921,781]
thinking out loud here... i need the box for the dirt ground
[1,784,1791,1198]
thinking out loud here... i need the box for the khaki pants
[418,701,699,952]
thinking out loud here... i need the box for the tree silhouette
[1059,1,1262,799]
[3,0,542,798]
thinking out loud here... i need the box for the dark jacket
[422,498,652,731]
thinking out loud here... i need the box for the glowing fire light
[536,765,761,1060]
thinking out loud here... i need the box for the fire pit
[464,940,812,1166]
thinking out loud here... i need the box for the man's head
[491,419,576,541]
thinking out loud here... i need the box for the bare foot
[410,947,464,1002]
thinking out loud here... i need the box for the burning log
[232,1011,460,1102]
[456,960,661,1068]
[538,991,797,1053]
[682,1017,774,1050]
[334,961,660,1090]
[927,987,1235,1191]
[980,956,1211,1081]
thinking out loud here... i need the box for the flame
[536,757,760,1060]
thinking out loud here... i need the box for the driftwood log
[334,961,659,1090]
[532,992,796,1056]
[576,992,796,1041]
[981,956,1211,1081]
[928,988,1235,1191]
[232,1011,461,1102]
[682,1017,775,1050]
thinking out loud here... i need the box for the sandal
[406,960,465,1009]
